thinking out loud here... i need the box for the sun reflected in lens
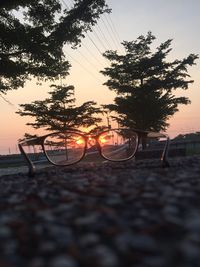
[75,137,85,145]
[98,134,111,144]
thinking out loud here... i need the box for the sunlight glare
[99,134,109,144]
[76,137,85,145]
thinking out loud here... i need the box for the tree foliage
[16,84,102,131]
[0,0,109,93]
[101,32,198,131]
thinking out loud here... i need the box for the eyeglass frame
[18,128,170,177]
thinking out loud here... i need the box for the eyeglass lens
[99,129,138,161]
[44,132,86,165]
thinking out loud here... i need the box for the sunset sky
[1,0,200,155]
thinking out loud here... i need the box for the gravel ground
[0,156,200,267]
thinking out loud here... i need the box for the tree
[16,84,102,132]
[0,0,109,94]
[101,32,198,132]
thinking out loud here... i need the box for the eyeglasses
[18,128,170,176]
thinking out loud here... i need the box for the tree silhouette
[101,32,198,132]
[0,0,109,94]
[16,84,102,132]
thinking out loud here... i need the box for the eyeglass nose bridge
[85,135,99,148]
[83,135,102,157]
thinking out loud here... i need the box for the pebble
[50,255,78,267]
[90,245,119,267]
[79,233,100,247]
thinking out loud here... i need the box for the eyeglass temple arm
[161,136,170,167]
[18,143,36,177]
[142,132,170,167]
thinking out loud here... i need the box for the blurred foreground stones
[0,156,200,267]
